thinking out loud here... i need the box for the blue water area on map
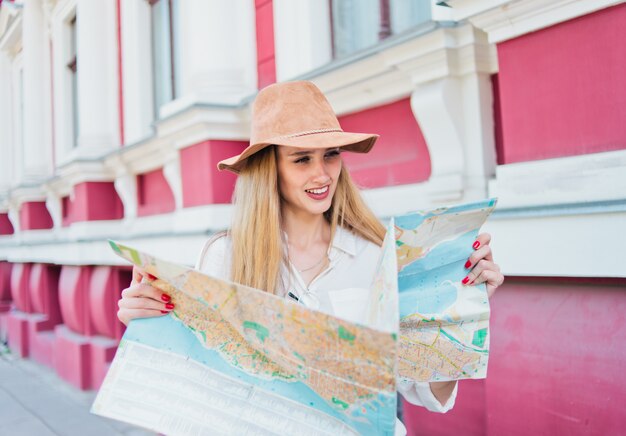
[124,316,397,436]
[395,199,497,318]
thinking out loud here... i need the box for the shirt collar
[331,225,357,257]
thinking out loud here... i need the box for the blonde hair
[229,146,385,294]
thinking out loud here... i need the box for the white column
[75,0,119,156]
[120,0,153,145]
[170,0,257,113]
[0,52,14,195]
[21,0,50,181]
[273,0,332,81]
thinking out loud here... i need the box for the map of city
[92,244,399,435]
[395,198,497,381]
[92,198,496,435]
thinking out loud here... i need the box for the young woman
[117,81,504,435]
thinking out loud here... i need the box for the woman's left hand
[462,233,504,298]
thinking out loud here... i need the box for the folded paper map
[91,198,496,435]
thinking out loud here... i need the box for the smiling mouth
[304,186,329,194]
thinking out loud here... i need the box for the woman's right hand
[117,266,175,326]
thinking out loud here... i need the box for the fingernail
[464,260,472,269]
[165,303,175,310]
[462,276,470,285]
[147,273,157,280]
[161,294,171,302]
[160,310,168,314]
[473,241,480,249]
[469,279,475,285]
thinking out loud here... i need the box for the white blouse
[195,225,457,435]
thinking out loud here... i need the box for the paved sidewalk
[0,343,154,436]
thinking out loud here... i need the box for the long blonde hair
[229,146,385,294]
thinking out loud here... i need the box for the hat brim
[217,131,379,174]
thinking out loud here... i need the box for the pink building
[0,0,624,434]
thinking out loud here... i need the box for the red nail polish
[473,241,480,249]
[464,260,471,269]
[161,294,171,302]
[469,280,475,285]
[462,276,470,285]
[165,303,175,310]
[160,310,168,314]
[147,273,157,280]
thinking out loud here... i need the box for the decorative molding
[444,0,624,43]
[163,153,183,210]
[0,203,232,265]
[0,0,22,54]
[47,160,116,195]
[313,24,498,115]
[157,104,250,149]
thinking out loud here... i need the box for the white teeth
[305,186,329,195]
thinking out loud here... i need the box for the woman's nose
[311,159,330,182]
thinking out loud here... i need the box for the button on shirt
[196,226,457,435]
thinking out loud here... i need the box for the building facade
[0,0,624,434]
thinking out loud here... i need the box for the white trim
[489,150,626,209]
[484,210,626,278]
[313,24,498,115]
[0,203,232,265]
[444,0,624,43]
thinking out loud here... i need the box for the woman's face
[276,145,343,217]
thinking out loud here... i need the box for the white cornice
[102,104,250,177]
[44,160,117,197]
[445,0,624,43]
[489,150,626,209]
[313,24,497,116]
[156,104,250,149]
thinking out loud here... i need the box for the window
[149,0,178,119]
[67,16,78,148]
[330,0,431,58]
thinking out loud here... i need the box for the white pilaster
[73,0,119,158]
[120,0,153,145]
[273,0,333,82]
[21,0,50,181]
[51,0,76,166]
[165,0,256,116]
[0,52,14,197]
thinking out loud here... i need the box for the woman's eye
[294,156,310,164]
[325,150,340,159]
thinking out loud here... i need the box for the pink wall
[0,261,12,303]
[495,4,626,163]
[136,168,176,216]
[19,201,53,230]
[404,278,626,435]
[255,0,276,89]
[0,212,13,234]
[62,182,124,225]
[180,140,247,207]
[340,98,431,188]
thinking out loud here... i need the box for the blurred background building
[0,0,624,434]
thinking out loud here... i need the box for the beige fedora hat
[218,81,379,174]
